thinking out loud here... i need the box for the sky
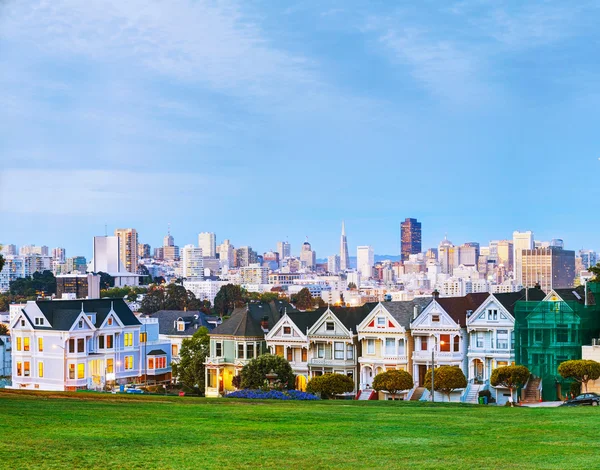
[1,0,600,259]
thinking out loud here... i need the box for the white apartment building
[181,244,204,279]
[327,255,340,274]
[357,246,374,280]
[198,232,216,258]
[184,279,228,304]
[240,264,268,285]
[513,231,534,283]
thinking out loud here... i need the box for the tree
[139,286,166,314]
[213,284,245,316]
[240,354,295,390]
[172,327,210,394]
[372,370,414,400]
[10,270,56,297]
[590,263,600,282]
[294,287,313,311]
[0,324,8,335]
[424,366,467,402]
[558,360,600,393]
[490,365,530,402]
[348,282,357,290]
[306,373,354,399]
[97,272,114,290]
[0,245,4,274]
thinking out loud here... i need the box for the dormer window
[177,320,185,332]
[35,318,44,326]
[326,322,335,331]
[431,315,440,322]
[283,326,291,335]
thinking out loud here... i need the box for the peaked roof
[286,310,324,333]
[310,305,372,332]
[494,288,546,315]
[33,298,140,331]
[210,300,295,337]
[553,286,595,305]
[436,293,490,327]
[372,298,433,328]
[149,310,214,336]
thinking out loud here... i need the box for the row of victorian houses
[205,287,587,404]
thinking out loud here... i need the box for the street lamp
[430,336,445,403]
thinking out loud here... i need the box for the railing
[308,358,355,367]
[413,351,462,361]
[206,357,227,364]
[461,382,472,403]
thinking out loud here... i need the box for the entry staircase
[410,387,425,401]
[522,376,541,404]
[462,383,482,404]
[357,389,375,400]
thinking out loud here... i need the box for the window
[24,337,30,352]
[35,317,44,326]
[69,364,75,379]
[534,329,542,343]
[78,320,84,328]
[440,335,450,352]
[556,325,568,343]
[346,344,353,360]
[377,317,385,327]
[99,336,105,349]
[488,309,498,320]
[177,321,185,332]
[148,357,155,369]
[385,338,395,355]
[317,343,325,358]
[77,363,85,379]
[367,339,375,354]
[496,330,509,349]
[275,345,284,357]
[38,361,44,378]
[106,359,114,374]
[326,322,335,331]
[247,343,254,359]
[21,319,25,327]
[106,335,113,349]
[107,317,113,326]
[155,357,166,369]
[431,315,440,322]
[172,344,179,357]
[283,326,292,335]
[397,339,405,355]
[24,362,30,377]
[124,333,133,347]
[16,337,22,351]
[238,343,245,359]
[421,337,428,351]
[302,348,308,361]
[69,338,75,353]
[140,332,147,343]
[38,337,43,352]
[77,338,84,353]
[476,332,484,348]
[287,348,293,361]
[453,336,460,352]
[334,342,344,360]
[216,342,223,357]
[124,356,133,370]
[17,362,22,376]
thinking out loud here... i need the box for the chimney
[432,290,440,300]
[260,315,269,332]
[534,282,541,290]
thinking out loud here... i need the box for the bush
[423,366,467,401]
[226,389,319,400]
[306,373,354,399]
[240,354,295,390]
[558,360,600,393]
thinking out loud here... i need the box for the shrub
[424,366,467,401]
[558,360,600,393]
[490,365,530,401]
[306,373,354,399]
[570,381,582,397]
[240,354,295,390]
[372,370,413,399]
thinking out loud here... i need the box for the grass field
[1,390,599,469]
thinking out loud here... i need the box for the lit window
[367,339,375,354]
[172,344,179,357]
[106,335,113,349]
[17,362,22,376]
[283,326,292,335]
[326,322,335,331]
[334,342,344,359]
[302,348,308,361]
[421,337,428,351]
[125,356,133,370]
[148,358,155,370]
[24,337,30,351]
[106,359,114,374]
[38,337,43,352]
[124,333,133,347]
[38,361,44,378]
[431,315,440,322]
[77,363,85,379]
[69,364,75,379]
[107,317,113,326]
[287,348,293,361]
[24,362,30,377]
[16,337,22,351]
[275,345,284,357]
[177,321,185,332]
[140,332,147,343]
[440,335,450,352]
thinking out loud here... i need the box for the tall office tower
[488,241,499,262]
[137,243,151,259]
[496,241,514,271]
[52,247,66,264]
[66,256,87,274]
[400,218,422,261]
[426,248,438,260]
[276,241,291,259]
[579,250,598,269]
[164,231,174,247]
[1,244,17,255]
[340,221,349,271]
[457,242,480,266]
[327,255,341,274]
[513,231,534,283]
[162,228,179,261]
[263,251,280,270]
[521,247,575,292]
[438,236,456,275]
[114,228,138,274]
[217,239,235,269]
[181,244,204,279]
[198,232,216,258]
[300,240,316,271]
[236,246,258,268]
[357,245,374,279]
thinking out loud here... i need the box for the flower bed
[226,389,319,400]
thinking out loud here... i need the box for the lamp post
[430,336,445,403]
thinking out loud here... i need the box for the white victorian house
[410,292,488,395]
[357,299,431,393]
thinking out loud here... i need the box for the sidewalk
[521,401,563,408]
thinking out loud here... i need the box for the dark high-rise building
[400,218,422,261]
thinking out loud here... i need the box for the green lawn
[1,390,599,469]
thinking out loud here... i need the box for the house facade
[10,298,171,391]
[0,335,11,377]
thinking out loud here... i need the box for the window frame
[367,339,375,354]
[334,342,344,360]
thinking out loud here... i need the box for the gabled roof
[210,300,296,337]
[494,288,546,315]
[436,293,490,327]
[149,310,213,336]
[553,286,595,305]
[286,311,323,333]
[310,305,372,333]
[34,298,140,331]
[365,298,433,329]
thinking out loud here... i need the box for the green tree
[172,327,210,394]
[10,271,56,297]
[97,272,114,290]
[590,263,600,282]
[213,284,246,316]
[424,366,467,402]
[558,360,600,393]
[139,286,166,314]
[306,373,354,399]
[0,245,4,273]
[372,370,414,400]
[0,323,8,335]
[240,354,295,390]
[490,365,530,401]
[294,287,313,311]
[164,284,189,310]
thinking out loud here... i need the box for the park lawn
[0,391,599,469]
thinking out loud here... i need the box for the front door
[418,365,427,386]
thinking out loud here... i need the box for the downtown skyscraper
[340,221,349,271]
[400,218,422,261]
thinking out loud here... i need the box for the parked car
[125,384,144,394]
[560,392,600,406]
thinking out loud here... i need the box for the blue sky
[1,0,600,259]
